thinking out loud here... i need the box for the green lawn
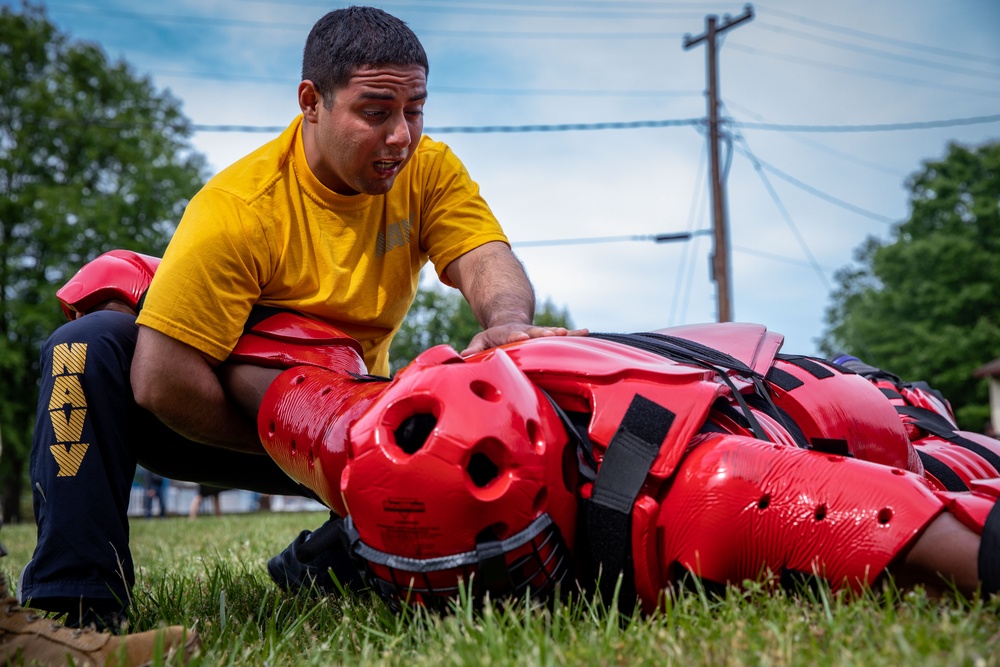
[3,511,999,666]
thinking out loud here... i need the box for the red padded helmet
[341,344,578,608]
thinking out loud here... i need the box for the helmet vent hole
[467,452,499,487]
[394,413,437,454]
[470,380,501,402]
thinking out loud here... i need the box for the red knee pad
[634,433,944,609]
[56,249,160,319]
[766,358,918,472]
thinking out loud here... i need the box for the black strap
[540,391,598,483]
[915,450,969,492]
[880,387,904,400]
[898,405,1000,474]
[765,366,804,392]
[979,501,1000,597]
[589,332,770,441]
[587,394,674,611]
[775,354,835,379]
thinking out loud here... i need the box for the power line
[726,42,1000,99]
[190,112,1000,134]
[511,231,710,248]
[148,69,701,97]
[729,130,831,290]
[192,118,703,133]
[732,114,1000,133]
[753,21,1000,82]
[732,245,837,272]
[47,2,708,29]
[724,100,906,177]
[731,146,896,225]
[762,6,1000,68]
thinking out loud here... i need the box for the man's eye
[363,109,387,119]
[405,109,424,118]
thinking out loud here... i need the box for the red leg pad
[257,366,387,514]
[652,433,945,592]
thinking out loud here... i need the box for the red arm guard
[631,433,946,612]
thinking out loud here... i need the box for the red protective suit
[62,250,1000,612]
[251,319,1000,612]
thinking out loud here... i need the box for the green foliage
[4,512,1000,666]
[821,141,1000,429]
[0,3,206,521]
[388,285,574,372]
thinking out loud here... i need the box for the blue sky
[22,0,1000,357]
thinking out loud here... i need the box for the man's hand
[446,241,588,357]
[460,323,588,357]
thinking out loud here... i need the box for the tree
[820,141,1000,429]
[389,285,575,372]
[0,4,206,521]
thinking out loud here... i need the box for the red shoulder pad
[56,250,160,319]
[653,322,784,377]
[500,335,725,481]
[229,312,367,374]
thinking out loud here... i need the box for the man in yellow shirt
[22,6,581,628]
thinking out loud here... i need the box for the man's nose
[385,113,411,147]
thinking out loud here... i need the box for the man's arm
[445,241,587,356]
[131,326,274,453]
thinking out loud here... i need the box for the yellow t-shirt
[137,116,507,376]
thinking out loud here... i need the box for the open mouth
[374,159,402,175]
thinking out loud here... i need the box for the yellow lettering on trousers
[47,342,90,477]
[49,375,87,442]
[49,443,90,477]
[52,342,88,376]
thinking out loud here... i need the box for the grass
[3,511,1000,666]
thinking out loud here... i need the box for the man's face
[300,64,427,196]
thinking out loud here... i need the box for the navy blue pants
[21,311,305,618]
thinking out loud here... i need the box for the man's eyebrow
[359,90,428,102]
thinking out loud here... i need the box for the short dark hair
[302,6,428,106]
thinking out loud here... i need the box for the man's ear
[298,80,322,122]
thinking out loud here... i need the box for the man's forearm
[457,242,535,329]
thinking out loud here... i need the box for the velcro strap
[979,501,1000,597]
[775,354,835,379]
[764,366,804,392]
[899,406,1000,474]
[588,394,674,610]
[915,450,969,491]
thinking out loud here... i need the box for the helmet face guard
[341,345,578,608]
[344,514,572,609]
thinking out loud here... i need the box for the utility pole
[683,4,753,323]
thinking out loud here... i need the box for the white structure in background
[127,479,325,517]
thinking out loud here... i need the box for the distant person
[21,5,582,629]
[143,468,167,518]
[188,485,225,520]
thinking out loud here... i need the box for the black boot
[267,514,367,596]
